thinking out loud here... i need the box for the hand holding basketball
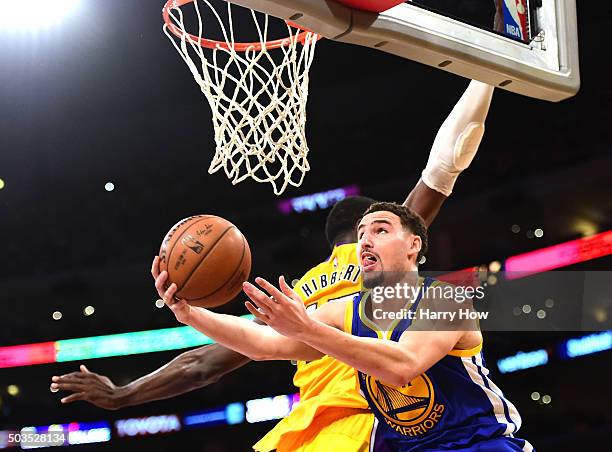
[152,258,194,324]
[157,215,251,308]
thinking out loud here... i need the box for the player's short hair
[325,196,376,247]
[361,201,428,263]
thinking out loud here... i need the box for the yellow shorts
[254,408,373,452]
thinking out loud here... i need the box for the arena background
[0,1,610,451]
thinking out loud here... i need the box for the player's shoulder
[426,277,452,289]
[296,243,358,283]
[312,296,352,330]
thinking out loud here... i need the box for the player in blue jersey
[162,201,534,451]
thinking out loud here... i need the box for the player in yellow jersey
[165,201,531,451]
[52,80,495,451]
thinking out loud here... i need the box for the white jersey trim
[369,417,379,452]
[461,354,517,435]
[475,353,522,432]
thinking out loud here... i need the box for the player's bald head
[325,196,376,248]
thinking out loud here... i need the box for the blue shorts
[453,436,534,451]
[384,436,534,451]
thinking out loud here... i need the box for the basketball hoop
[162,0,321,195]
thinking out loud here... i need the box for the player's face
[357,211,420,288]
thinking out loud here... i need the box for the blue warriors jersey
[346,278,534,452]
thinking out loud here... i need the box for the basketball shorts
[254,408,373,452]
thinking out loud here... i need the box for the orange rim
[162,0,321,51]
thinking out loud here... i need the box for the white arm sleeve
[421,80,494,196]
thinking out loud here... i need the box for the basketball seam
[187,233,248,302]
[177,225,235,295]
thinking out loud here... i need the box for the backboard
[227,0,580,102]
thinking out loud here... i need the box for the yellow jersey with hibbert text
[253,243,373,452]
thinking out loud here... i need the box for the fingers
[164,283,179,306]
[80,364,91,373]
[52,375,83,386]
[243,281,277,312]
[245,301,270,323]
[52,372,85,383]
[61,393,84,404]
[151,256,160,280]
[155,270,169,295]
[154,267,181,306]
[51,382,85,393]
[279,276,300,302]
[254,277,287,305]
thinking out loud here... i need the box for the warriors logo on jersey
[346,280,534,451]
[361,372,445,436]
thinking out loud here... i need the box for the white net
[163,0,319,195]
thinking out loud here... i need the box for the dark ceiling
[0,0,610,363]
[0,1,610,448]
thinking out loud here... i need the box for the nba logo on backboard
[501,0,529,41]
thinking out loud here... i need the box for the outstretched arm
[50,257,256,410]
[159,272,327,362]
[51,345,251,409]
[247,279,413,386]
[245,279,474,387]
[404,80,494,225]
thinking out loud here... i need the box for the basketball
[158,215,251,308]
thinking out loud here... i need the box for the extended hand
[152,256,193,324]
[50,365,125,410]
[243,276,310,339]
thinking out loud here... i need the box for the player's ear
[408,234,422,259]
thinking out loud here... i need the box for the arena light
[225,402,246,425]
[0,0,81,30]
[563,331,612,359]
[277,185,360,215]
[505,230,612,279]
[497,349,549,374]
[183,402,246,428]
[536,309,546,319]
[0,393,295,449]
[6,386,19,397]
[0,342,56,369]
[183,409,228,428]
[115,415,181,438]
[0,316,254,369]
[66,422,111,446]
[55,326,219,362]
[245,393,300,423]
